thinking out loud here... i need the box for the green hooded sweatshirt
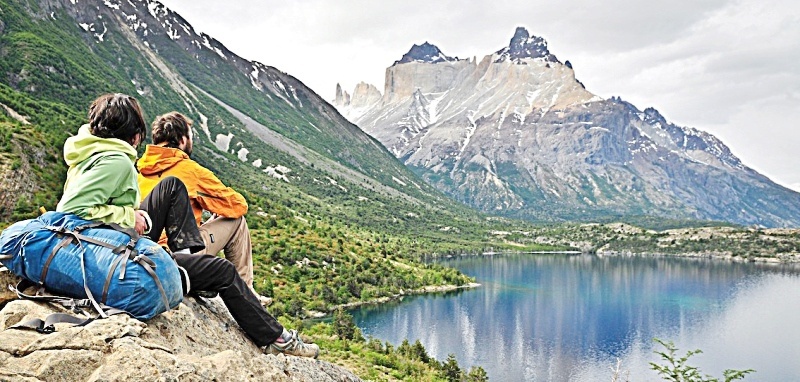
[56,124,140,228]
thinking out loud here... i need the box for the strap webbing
[75,222,140,243]
[137,257,170,312]
[8,279,130,333]
[40,236,74,283]
[78,238,107,318]
[10,313,95,334]
[102,253,127,304]
[12,279,94,311]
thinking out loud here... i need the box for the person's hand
[135,210,149,235]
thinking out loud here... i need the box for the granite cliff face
[0,271,360,382]
[334,27,800,227]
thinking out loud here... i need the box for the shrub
[649,338,754,382]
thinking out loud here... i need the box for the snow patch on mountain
[214,133,233,152]
[103,0,119,10]
[264,165,290,183]
[237,147,249,161]
[326,177,347,192]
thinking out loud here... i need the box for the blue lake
[351,254,800,381]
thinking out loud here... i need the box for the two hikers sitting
[55,93,318,358]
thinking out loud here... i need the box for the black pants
[140,176,283,347]
[140,176,206,253]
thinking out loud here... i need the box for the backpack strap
[134,254,171,311]
[10,313,94,334]
[11,279,94,311]
[40,235,75,284]
[8,306,129,334]
[7,279,130,334]
[102,251,129,303]
[73,221,140,242]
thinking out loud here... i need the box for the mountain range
[334,27,800,228]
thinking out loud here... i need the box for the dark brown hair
[88,93,146,145]
[151,112,192,148]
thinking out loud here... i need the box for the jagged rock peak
[495,27,559,63]
[643,107,667,123]
[335,83,351,106]
[394,42,456,65]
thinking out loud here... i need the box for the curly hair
[151,112,192,149]
[88,93,146,146]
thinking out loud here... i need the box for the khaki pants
[199,215,254,289]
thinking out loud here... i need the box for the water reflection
[351,254,800,381]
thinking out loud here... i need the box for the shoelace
[274,330,301,350]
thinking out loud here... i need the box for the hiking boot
[263,330,320,359]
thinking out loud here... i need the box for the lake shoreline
[318,282,482,316]
[594,250,800,264]
[314,248,800,318]
[431,248,800,264]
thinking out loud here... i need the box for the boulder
[0,270,19,307]
[0,284,360,382]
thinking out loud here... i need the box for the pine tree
[441,354,462,382]
[333,307,356,340]
[466,366,488,382]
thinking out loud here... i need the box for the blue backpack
[0,212,183,320]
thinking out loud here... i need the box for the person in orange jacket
[137,112,267,304]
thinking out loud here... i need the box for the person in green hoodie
[56,93,147,230]
[55,93,319,358]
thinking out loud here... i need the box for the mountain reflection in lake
[351,254,800,381]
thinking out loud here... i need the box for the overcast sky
[158,0,800,192]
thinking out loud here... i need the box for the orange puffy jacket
[137,145,247,226]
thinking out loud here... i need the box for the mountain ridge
[333,27,800,228]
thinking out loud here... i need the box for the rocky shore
[333,282,481,311]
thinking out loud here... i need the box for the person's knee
[237,216,249,231]
[159,176,188,193]
[207,255,237,277]
[180,254,240,291]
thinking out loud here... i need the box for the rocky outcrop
[394,42,456,65]
[0,273,361,382]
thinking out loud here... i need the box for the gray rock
[0,293,361,382]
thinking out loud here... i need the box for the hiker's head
[88,93,146,148]
[151,112,193,156]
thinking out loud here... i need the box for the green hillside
[0,0,555,313]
